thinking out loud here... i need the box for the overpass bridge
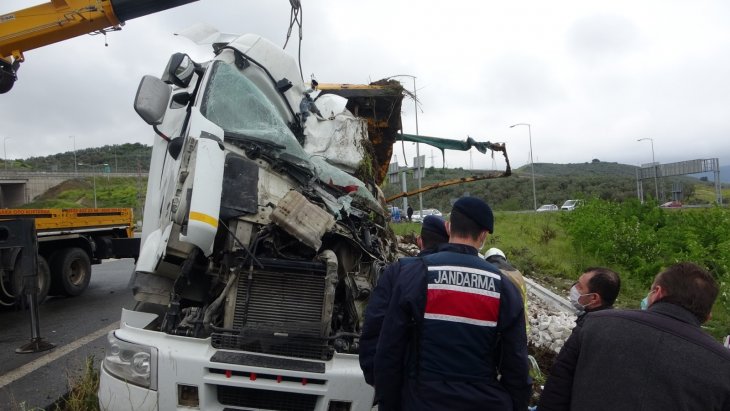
[0,171,145,208]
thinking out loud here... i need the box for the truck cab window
[200,61,307,161]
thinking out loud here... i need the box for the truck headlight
[103,331,158,390]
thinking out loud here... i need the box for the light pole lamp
[3,137,12,171]
[387,74,423,218]
[510,123,537,211]
[637,138,659,200]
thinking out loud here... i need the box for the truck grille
[212,258,333,360]
[217,385,318,410]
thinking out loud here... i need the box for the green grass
[23,177,146,218]
[487,212,577,285]
[52,356,100,411]
[691,184,730,204]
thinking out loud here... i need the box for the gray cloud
[0,0,728,171]
[567,14,642,65]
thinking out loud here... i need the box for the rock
[526,289,576,353]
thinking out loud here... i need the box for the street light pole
[3,137,12,171]
[387,74,423,218]
[637,138,659,200]
[78,163,108,208]
[510,123,537,211]
[92,172,97,208]
[70,136,77,175]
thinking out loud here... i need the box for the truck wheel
[34,256,51,303]
[0,254,51,305]
[50,248,91,297]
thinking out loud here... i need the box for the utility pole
[637,138,659,200]
[3,137,12,171]
[510,123,537,211]
[70,136,77,175]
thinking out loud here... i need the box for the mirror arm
[153,125,171,142]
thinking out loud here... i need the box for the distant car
[412,208,442,223]
[660,201,682,208]
[561,199,583,211]
[536,204,559,212]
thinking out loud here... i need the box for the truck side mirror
[162,53,199,88]
[134,75,171,126]
[168,136,184,160]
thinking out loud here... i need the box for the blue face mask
[641,289,656,310]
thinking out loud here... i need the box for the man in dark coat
[538,262,730,411]
[538,267,620,409]
[407,205,414,222]
[372,197,531,410]
[360,215,449,387]
[568,267,621,327]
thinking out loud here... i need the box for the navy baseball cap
[421,215,448,239]
[452,196,494,233]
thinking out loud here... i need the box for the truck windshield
[201,60,381,211]
[200,61,308,161]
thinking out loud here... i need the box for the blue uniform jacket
[372,243,531,411]
[360,250,436,387]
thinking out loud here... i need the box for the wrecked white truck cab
[98,34,407,410]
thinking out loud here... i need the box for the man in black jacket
[538,262,730,411]
[568,267,620,326]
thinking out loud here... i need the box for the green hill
[3,143,152,173]
[520,160,639,178]
[11,147,725,212]
[383,161,726,212]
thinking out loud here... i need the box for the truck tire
[0,254,51,306]
[35,256,51,303]
[50,248,91,297]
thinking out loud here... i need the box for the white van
[561,199,583,211]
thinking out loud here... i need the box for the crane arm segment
[0,0,199,93]
[0,0,120,63]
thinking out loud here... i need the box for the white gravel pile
[527,289,577,353]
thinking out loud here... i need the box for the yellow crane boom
[0,0,199,93]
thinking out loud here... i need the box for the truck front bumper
[99,310,374,411]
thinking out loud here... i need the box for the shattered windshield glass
[200,60,381,211]
[200,61,309,161]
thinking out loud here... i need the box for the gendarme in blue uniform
[360,249,437,388]
[373,243,531,411]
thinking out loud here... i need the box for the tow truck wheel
[0,254,51,306]
[50,248,91,297]
[34,256,51,303]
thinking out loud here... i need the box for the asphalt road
[0,259,136,410]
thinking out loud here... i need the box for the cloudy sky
[1,0,729,171]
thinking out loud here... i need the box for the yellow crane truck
[0,207,139,306]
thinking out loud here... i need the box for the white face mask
[569,285,594,313]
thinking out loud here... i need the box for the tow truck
[0,207,139,306]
